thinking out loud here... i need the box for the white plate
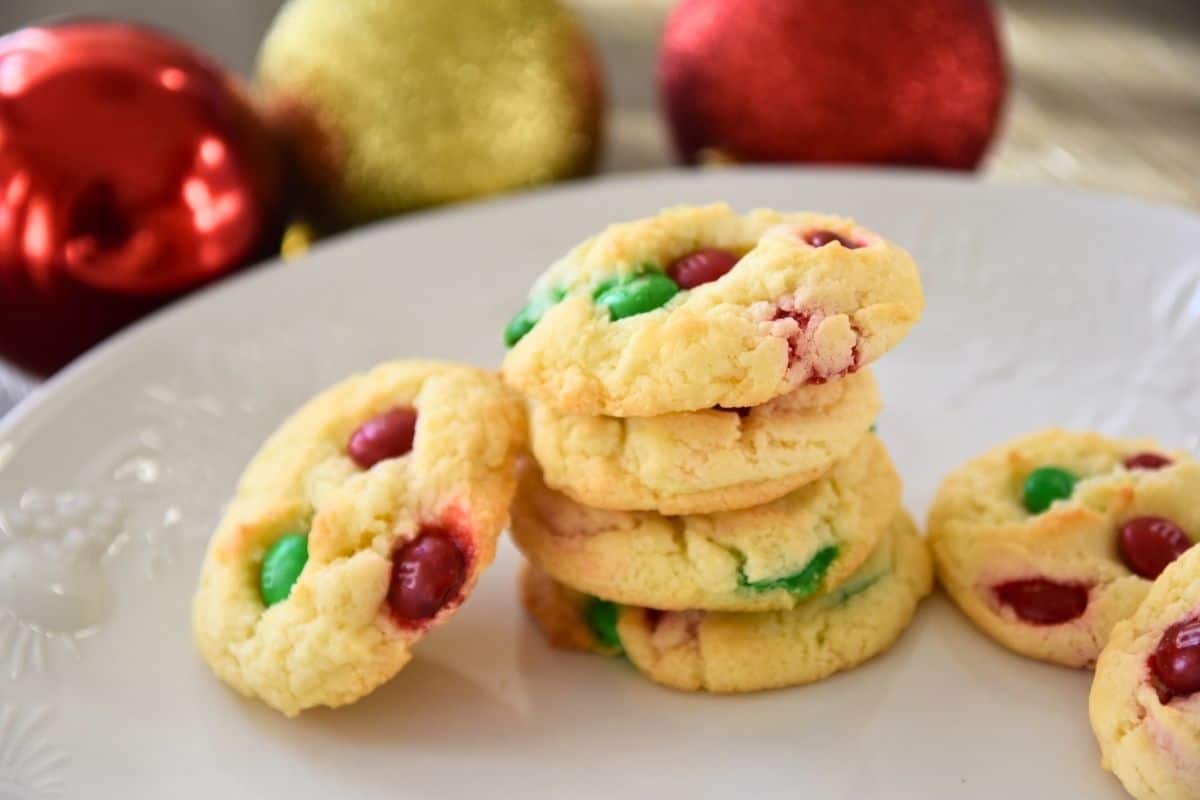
[1,169,1197,799]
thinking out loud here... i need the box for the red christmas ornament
[0,20,283,375]
[658,0,1007,170]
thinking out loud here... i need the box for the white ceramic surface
[1,169,1198,799]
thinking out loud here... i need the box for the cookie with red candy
[501,204,923,417]
[192,360,525,716]
[928,429,1199,668]
[1090,540,1200,799]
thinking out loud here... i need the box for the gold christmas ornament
[257,0,604,226]
[280,221,315,260]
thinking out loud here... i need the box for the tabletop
[1,0,1197,418]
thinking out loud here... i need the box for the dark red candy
[1124,452,1173,471]
[803,229,861,249]
[1118,516,1193,579]
[667,248,739,289]
[388,529,466,622]
[1150,617,1200,701]
[994,578,1089,625]
[347,407,417,469]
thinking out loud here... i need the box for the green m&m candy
[504,286,565,347]
[260,533,309,607]
[585,596,623,653]
[594,272,679,320]
[738,545,838,598]
[588,263,656,301]
[1022,467,1078,514]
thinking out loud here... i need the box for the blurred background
[0,0,1197,416]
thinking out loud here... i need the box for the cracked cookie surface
[530,368,880,514]
[501,204,923,417]
[192,360,525,716]
[520,513,931,692]
[511,434,901,611]
[928,429,1200,668]
[1090,540,1200,800]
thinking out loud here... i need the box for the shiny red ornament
[658,0,1007,169]
[0,20,283,375]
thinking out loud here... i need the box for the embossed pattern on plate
[0,705,67,798]
[0,170,1196,799]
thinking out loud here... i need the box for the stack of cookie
[502,204,932,692]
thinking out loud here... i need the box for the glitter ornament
[659,0,1007,169]
[257,0,604,227]
[0,20,284,375]
[280,221,315,261]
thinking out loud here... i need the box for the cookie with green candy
[928,429,1200,668]
[502,203,923,417]
[192,360,525,716]
[510,434,902,612]
[519,513,932,692]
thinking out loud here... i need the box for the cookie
[520,512,932,692]
[530,368,880,514]
[1090,542,1200,800]
[928,429,1200,668]
[511,434,901,611]
[192,360,525,716]
[502,204,923,417]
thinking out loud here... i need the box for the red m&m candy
[994,578,1089,625]
[1118,516,1192,580]
[667,248,739,288]
[1150,617,1200,702]
[803,230,861,249]
[388,529,467,624]
[347,407,417,469]
[1124,452,1173,471]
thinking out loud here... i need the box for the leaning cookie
[530,369,880,514]
[521,513,931,692]
[928,429,1199,669]
[511,434,901,611]
[1090,542,1200,800]
[192,360,525,716]
[502,204,923,417]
